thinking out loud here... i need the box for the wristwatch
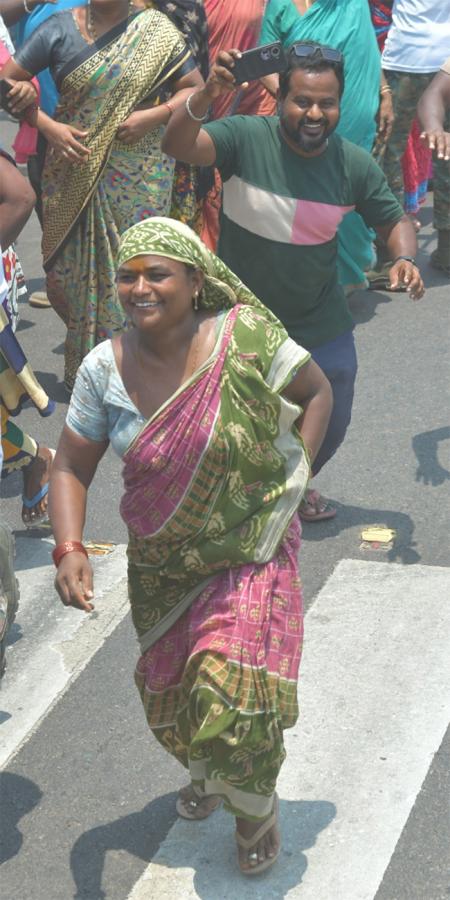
[393,255,416,266]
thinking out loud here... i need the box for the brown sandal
[299,489,336,523]
[176,784,222,820]
[236,794,280,876]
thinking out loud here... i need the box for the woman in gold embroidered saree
[1,1,203,388]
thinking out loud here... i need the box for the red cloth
[0,40,40,163]
[202,0,276,249]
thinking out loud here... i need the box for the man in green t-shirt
[163,43,425,521]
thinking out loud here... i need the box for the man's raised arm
[162,49,246,165]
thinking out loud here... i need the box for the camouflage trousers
[375,70,450,231]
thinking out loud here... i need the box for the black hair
[279,46,345,99]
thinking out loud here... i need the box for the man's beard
[280,114,335,152]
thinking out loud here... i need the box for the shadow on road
[302,502,419,564]
[34,370,70,404]
[70,796,336,899]
[412,426,450,486]
[348,287,392,327]
[0,772,43,864]
[70,792,179,900]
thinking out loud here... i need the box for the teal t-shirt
[204,116,403,349]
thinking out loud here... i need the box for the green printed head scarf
[117,216,263,312]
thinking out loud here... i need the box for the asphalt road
[1,112,449,899]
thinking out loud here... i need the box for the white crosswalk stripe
[2,553,449,898]
[0,537,129,768]
[127,560,450,900]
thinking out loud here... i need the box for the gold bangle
[380,86,392,95]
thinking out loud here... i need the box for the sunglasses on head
[289,42,343,65]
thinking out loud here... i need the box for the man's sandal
[176,784,222,820]
[236,794,280,876]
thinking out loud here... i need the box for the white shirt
[0,14,14,54]
[382,0,450,73]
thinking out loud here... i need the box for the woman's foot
[21,447,55,527]
[236,795,280,875]
[299,488,337,523]
[176,784,222,820]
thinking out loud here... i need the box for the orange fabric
[202,0,277,250]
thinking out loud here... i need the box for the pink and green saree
[115,218,311,820]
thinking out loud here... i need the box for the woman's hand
[4,79,38,116]
[43,120,90,162]
[378,91,395,142]
[55,552,95,613]
[116,108,161,144]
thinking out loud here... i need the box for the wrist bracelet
[52,541,88,568]
[185,92,208,122]
[23,0,32,13]
[393,255,416,266]
[380,86,392,95]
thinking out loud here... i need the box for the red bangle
[52,541,88,568]
[163,100,175,118]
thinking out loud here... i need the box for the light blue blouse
[66,340,148,458]
[66,313,228,458]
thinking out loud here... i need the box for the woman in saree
[49,216,332,875]
[260,0,382,292]
[0,1,203,390]
[134,0,211,230]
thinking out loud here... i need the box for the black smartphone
[0,79,14,113]
[231,42,287,85]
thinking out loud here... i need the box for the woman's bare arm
[0,155,35,247]
[50,426,108,612]
[117,66,204,143]
[282,357,333,466]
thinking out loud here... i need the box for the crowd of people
[0,0,449,877]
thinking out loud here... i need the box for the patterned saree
[0,248,54,478]
[41,9,191,388]
[114,217,311,819]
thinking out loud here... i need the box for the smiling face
[116,254,203,333]
[279,67,341,156]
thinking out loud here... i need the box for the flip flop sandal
[22,449,55,528]
[236,793,280,876]
[29,291,51,309]
[176,786,222,820]
[299,489,337,523]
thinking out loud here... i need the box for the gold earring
[193,291,199,311]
